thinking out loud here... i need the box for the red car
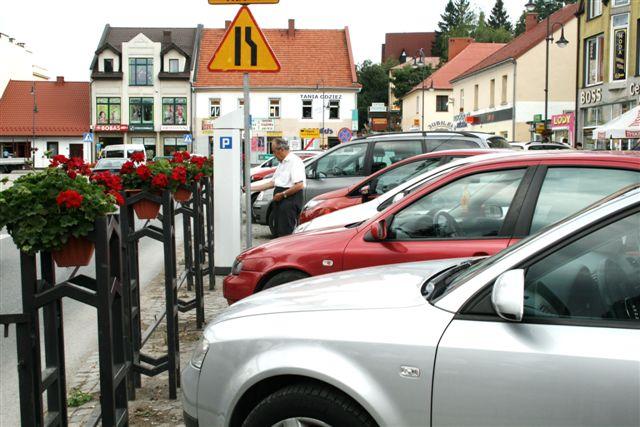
[299,149,497,224]
[224,152,640,304]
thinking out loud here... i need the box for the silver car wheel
[272,417,332,427]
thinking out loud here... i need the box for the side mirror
[369,219,388,241]
[360,185,371,202]
[305,168,316,179]
[491,269,525,322]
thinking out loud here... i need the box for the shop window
[269,98,280,118]
[238,98,245,109]
[209,98,221,118]
[416,95,420,114]
[585,34,604,86]
[436,95,449,112]
[302,99,312,119]
[613,0,629,6]
[169,59,180,73]
[163,137,187,156]
[104,59,113,73]
[46,141,59,157]
[611,14,629,81]
[501,75,508,105]
[129,98,154,125]
[474,84,479,111]
[96,97,121,124]
[328,100,340,119]
[489,79,495,108]
[129,58,153,86]
[131,137,156,159]
[162,97,187,125]
[588,0,602,19]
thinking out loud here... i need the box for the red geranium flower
[120,161,135,174]
[190,156,206,168]
[182,151,191,159]
[109,190,125,206]
[129,152,145,163]
[194,172,204,182]
[151,173,169,189]
[56,189,83,209]
[52,154,69,164]
[92,171,122,192]
[67,170,78,179]
[136,165,152,181]
[171,166,187,184]
[172,152,184,163]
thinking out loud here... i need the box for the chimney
[225,20,231,30]
[448,37,474,61]
[525,13,539,33]
[55,76,64,85]
[163,30,172,45]
[288,19,295,37]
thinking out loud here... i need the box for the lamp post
[525,0,569,138]
[413,48,427,132]
[316,79,325,149]
[30,82,38,170]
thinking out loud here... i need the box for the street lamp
[413,48,427,132]
[30,83,38,170]
[525,0,536,12]
[316,79,325,149]
[544,20,569,137]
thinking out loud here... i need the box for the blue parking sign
[220,136,233,150]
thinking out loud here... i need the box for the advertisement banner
[201,119,215,135]
[300,128,320,139]
[614,28,627,81]
[252,118,275,132]
[251,136,266,152]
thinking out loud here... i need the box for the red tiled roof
[194,27,359,89]
[382,32,437,63]
[0,79,90,136]
[408,43,505,94]
[453,3,579,82]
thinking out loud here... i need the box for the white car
[294,151,518,233]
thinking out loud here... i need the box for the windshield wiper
[421,259,482,300]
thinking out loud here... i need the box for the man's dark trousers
[273,186,303,237]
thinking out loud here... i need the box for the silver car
[183,187,640,426]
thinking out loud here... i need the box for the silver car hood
[214,258,467,324]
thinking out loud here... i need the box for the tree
[474,11,513,43]
[389,64,433,106]
[514,0,578,36]
[514,12,526,37]
[433,0,458,59]
[356,60,394,130]
[488,0,512,32]
[433,0,477,60]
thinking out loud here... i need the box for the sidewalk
[67,223,271,426]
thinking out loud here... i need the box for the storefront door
[70,144,84,159]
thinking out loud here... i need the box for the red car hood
[314,186,351,201]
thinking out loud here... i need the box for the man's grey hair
[273,138,290,151]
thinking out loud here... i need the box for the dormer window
[169,59,180,73]
[104,58,113,73]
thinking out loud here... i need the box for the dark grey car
[253,131,491,235]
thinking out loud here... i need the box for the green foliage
[68,388,92,407]
[474,12,513,43]
[514,0,577,36]
[390,65,433,106]
[514,12,527,37]
[356,59,395,129]
[0,168,116,254]
[488,0,512,32]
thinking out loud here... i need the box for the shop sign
[300,94,343,100]
[369,103,387,113]
[161,125,189,131]
[427,121,454,131]
[129,124,154,132]
[551,113,573,127]
[535,123,546,134]
[94,124,128,132]
[533,114,542,123]
[201,119,215,135]
[613,28,627,81]
[266,131,282,137]
[580,87,602,105]
[251,136,266,152]
[453,112,469,128]
[300,128,320,139]
[252,118,275,131]
[258,154,273,160]
[413,118,420,127]
[320,128,334,135]
[625,130,640,138]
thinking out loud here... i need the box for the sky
[1,0,528,82]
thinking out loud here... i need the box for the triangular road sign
[208,6,281,73]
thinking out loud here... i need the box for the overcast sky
[2,0,528,81]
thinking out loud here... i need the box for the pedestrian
[248,138,306,237]
[561,137,569,145]
[575,142,583,150]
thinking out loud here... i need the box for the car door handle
[472,252,489,257]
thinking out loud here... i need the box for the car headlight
[256,191,265,202]
[303,199,322,211]
[190,336,211,369]
[231,258,243,275]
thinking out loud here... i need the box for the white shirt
[272,152,306,188]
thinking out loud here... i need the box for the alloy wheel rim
[272,417,332,427]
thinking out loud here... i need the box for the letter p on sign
[220,136,233,149]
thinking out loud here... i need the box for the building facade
[401,39,505,132]
[89,25,202,159]
[193,21,360,162]
[577,0,640,150]
[0,78,90,168]
[451,4,579,142]
[0,32,49,94]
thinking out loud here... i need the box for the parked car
[510,141,571,150]
[469,132,514,149]
[184,185,640,427]
[250,150,321,176]
[299,149,502,225]
[100,144,147,161]
[250,166,276,182]
[92,158,128,174]
[225,151,640,304]
[253,131,495,235]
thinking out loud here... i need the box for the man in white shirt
[249,138,306,237]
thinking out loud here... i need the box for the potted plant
[0,156,120,267]
[119,153,173,219]
[169,151,213,203]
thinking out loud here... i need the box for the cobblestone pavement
[67,223,272,426]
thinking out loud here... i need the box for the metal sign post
[243,73,252,249]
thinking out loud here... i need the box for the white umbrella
[592,105,640,139]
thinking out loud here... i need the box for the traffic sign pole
[244,73,252,249]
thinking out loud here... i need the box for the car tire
[262,270,309,291]
[242,382,376,427]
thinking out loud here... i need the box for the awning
[592,105,640,139]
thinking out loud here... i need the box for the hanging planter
[128,190,161,220]
[173,187,192,203]
[52,236,95,267]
